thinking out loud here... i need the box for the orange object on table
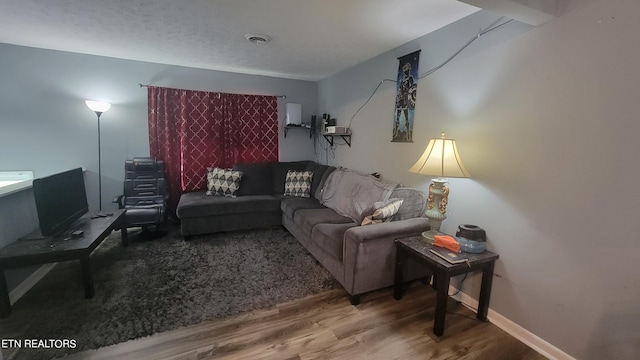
[433,235,461,253]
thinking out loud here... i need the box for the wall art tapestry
[392,50,420,142]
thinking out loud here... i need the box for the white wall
[318,2,640,359]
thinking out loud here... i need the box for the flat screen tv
[32,168,89,237]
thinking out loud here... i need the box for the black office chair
[113,157,167,240]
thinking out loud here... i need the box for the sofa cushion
[233,162,273,196]
[271,161,310,195]
[206,167,243,198]
[281,197,325,219]
[313,165,336,200]
[177,191,282,218]
[389,187,427,220]
[294,208,354,234]
[311,223,358,261]
[320,168,397,222]
[284,170,313,197]
[304,162,330,198]
[361,198,404,225]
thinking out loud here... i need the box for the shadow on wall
[510,0,574,17]
[587,306,640,360]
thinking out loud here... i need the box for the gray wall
[318,3,639,360]
[0,43,317,290]
[0,44,317,214]
[0,188,40,290]
[0,43,317,214]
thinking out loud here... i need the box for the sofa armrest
[341,217,429,296]
[344,217,429,244]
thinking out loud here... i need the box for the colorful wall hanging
[392,50,420,142]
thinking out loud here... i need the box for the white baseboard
[9,263,57,305]
[450,286,575,360]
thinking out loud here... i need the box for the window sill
[0,180,33,198]
[0,171,35,198]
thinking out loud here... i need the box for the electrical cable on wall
[346,17,513,129]
[314,127,336,164]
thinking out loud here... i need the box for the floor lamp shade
[85,100,111,213]
[409,132,469,243]
[85,100,111,114]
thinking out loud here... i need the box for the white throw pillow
[361,198,404,226]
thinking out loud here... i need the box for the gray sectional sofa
[176,160,430,304]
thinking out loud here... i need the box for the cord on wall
[346,17,513,129]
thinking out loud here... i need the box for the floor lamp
[85,100,111,214]
[409,132,470,243]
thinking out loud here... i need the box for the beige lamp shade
[409,132,470,178]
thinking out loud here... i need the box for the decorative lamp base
[423,178,449,244]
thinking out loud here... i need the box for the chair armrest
[112,195,124,209]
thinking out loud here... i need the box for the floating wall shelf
[322,132,351,147]
[284,125,315,139]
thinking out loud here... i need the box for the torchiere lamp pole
[85,100,111,214]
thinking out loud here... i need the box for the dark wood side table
[0,209,128,318]
[393,235,499,337]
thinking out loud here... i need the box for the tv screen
[33,168,89,237]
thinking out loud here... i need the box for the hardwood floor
[66,283,546,360]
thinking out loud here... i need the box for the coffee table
[0,209,127,318]
[394,235,499,336]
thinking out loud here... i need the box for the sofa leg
[349,295,361,306]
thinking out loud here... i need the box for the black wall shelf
[322,133,351,147]
[284,125,315,139]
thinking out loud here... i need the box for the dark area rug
[0,226,339,359]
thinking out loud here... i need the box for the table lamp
[409,132,470,243]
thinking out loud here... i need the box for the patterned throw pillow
[206,167,243,198]
[361,198,404,226]
[284,170,313,197]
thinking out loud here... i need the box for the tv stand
[18,217,89,241]
[91,211,113,219]
[0,209,127,318]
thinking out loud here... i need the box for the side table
[393,235,499,337]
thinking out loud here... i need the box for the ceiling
[0,0,483,81]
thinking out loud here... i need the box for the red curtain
[148,86,279,217]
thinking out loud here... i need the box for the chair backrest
[124,157,166,197]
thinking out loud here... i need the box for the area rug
[0,226,338,359]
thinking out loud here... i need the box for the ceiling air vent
[244,33,271,44]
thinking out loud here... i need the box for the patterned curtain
[148,86,279,217]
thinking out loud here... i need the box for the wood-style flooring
[65,283,546,360]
